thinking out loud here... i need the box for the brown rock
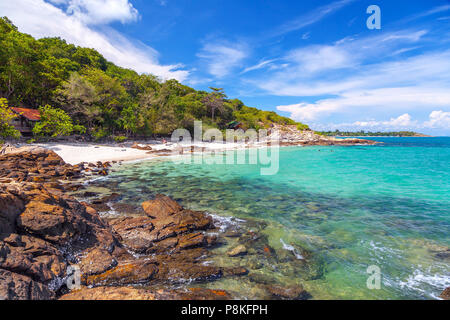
[0,234,65,283]
[0,269,53,300]
[177,232,206,250]
[223,267,249,277]
[142,194,182,219]
[79,248,117,276]
[227,245,247,257]
[109,216,155,254]
[266,284,309,300]
[441,287,450,300]
[82,260,158,286]
[59,286,231,300]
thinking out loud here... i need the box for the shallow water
[84,137,450,299]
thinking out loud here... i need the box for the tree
[33,104,85,137]
[0,98,21,139]
[202,87,226,121]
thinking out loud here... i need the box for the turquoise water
[93,137,450,299]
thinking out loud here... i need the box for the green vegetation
[318,130,423,137]
[0,17,308,139]
[32,105,86,137]
[0,98,21,139]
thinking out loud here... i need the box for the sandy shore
[37,141,254,165]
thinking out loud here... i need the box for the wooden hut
[10,107,41,135]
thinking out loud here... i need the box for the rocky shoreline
[1,146,448,300]
[0,146,311,300]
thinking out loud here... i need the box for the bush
[32,105,86,137]
[0,98,21,139]
[297,123,310,131]
[113,135,127,142]
[92,127,108,141]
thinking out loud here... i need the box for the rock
[227,245,247,257]
[82,260,158,287]
[16,196,89,245]
[0,234,65,283]
[0,269,53,300]
[177,232,206,250]
[223,267,249,277]
[109,217,155,254]
[79,248,117,276]
[60,286,158,300]
[59,286,231,300]
[441,287,450,300]
[142,194,183,219]
[266,284,309,300]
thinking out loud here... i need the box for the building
[10,107,41,135]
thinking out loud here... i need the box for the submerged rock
[266,284,309,300]
[227,245,247,257]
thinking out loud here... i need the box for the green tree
[33,104,85,137]
[202,87,226,121]
[0,98,21,139]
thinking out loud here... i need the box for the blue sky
[1,0,450,135]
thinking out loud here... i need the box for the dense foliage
[0,17,308,138]
[318,130,422,137]
[0,98,21,140]
[32,105,86,138]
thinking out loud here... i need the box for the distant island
[317,130,431,137]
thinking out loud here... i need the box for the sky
[1,0,450,135]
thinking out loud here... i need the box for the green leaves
[0,98,21,139]
[32,105,86,137]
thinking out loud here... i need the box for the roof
[11,107,41,121]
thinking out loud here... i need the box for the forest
[0,17,307,140]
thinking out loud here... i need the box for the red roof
[11,107,41,121]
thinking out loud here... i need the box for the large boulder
[142,194,183,219]
[0,269,53,300]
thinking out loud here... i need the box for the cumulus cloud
[197,42,248,78]
[423,111,450,129]
[276,86,450,122]
[63,0,140,25]
[1,0,188,81]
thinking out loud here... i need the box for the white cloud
[1,0,188,81]
[309,111,449,133]
[63,0,140,25]
[287,45,352,73]
[268,0,354,38]
[197,42,248,78]
[276,86,450,122]
[423,111,450,129]
[241,59,277,74]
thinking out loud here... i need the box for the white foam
[280,238,304,260]
[398,268,450,299]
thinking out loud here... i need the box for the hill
[0,17,307,139]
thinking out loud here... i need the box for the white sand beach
[37,140,259,165]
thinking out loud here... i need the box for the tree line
[0,17,307,141]
[318,130,422,137]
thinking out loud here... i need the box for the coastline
[25,134,378,166]
[1,140,449,300]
